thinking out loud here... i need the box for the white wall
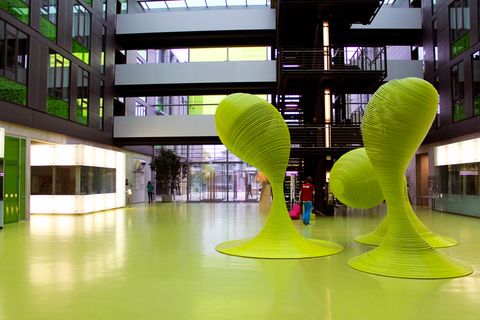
[116,7,275,34]
[385,60,423,81]
[352,7,421,29]
[115,60,276,86]
[114,115,217,139]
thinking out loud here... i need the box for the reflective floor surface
[0,203,479,320]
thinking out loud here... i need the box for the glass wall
[473,50,480,116]
[449,0,470,58]
[162,145,261,202]
[76,67,89,125]
[438,163,479,196]
[451,61,465,121]
[31,166,116,195]
[40,0,57,42]
[72,2,91,64]
[47,50,70,119]
[0,19,28,105]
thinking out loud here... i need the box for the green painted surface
[451,32,470,58]
[0,203,478,319]
[4,136,25,223]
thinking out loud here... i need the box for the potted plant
[150,148,182,202]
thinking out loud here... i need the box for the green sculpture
[215,93,343,258]
[348,77,472,278]
[329,148,457,248]
[330,148,383,209]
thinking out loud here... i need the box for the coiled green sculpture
[330,148,383,209]
[348,77,472,278]
[330,148,457,248]
[215,93,343,258]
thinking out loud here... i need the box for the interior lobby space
[0,202,478,320]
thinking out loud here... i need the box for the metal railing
[279,46,386,74]
[289,125,363,149]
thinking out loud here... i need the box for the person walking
[298,176,315,225]
[147,181,154,203]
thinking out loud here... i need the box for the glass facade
[438,163,479,196]
[473,50,480,116]
[47,50,70,119]
[449,0,470,58]
[40,0,57,42]
[0,19,28,106]
[451,61,465,122]
[72,2,91,64]
[99,80,104,130]
[76,67,89,125]
[162,145,261,202]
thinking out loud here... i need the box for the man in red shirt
[298,176,315,225]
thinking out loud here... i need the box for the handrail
[289,124,363,148]
[279,46,386,74]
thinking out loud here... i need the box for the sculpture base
[216,237,343,259]
[355,228,458,248]
[348,246,472,279]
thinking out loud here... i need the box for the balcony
[278,47,387,93]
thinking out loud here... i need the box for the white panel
[116,152,126,208]
[114,115,217,138]
[385,60,423,81]
[115,61,276,86]
[351,7,421,29]
[435,138,480,166]
[31,194,119,214]
[117,8,275,34]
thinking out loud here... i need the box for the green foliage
[40,16,57,42]
[0,76,27,105]
[452,102,466,122]
[451,33,470,58]
[47,96,69,119]
[72,39,90,64]
[151,148,182,195]
[474,96,480,116]
[0,0,29,24]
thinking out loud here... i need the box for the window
[0,20,28,105]
[76,67,89,125]
[433,20,438,70]
[434,76,440,127]
[103,0,108,19]
[100,26,106,73]
[449,0,470,58]
[473,51,480,116]
[31,166,116,195]
[72,2,91,64]
[432,0,437,13]
[99,80,104,130]
[451,61,465,122]
[40,0,57,42]
[47,50,70,119]
[135,102,146,116]
[0,0,29,25]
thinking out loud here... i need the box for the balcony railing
[289,125,363,149]
[279,46,386,74]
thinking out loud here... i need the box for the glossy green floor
[0,203,479,320]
